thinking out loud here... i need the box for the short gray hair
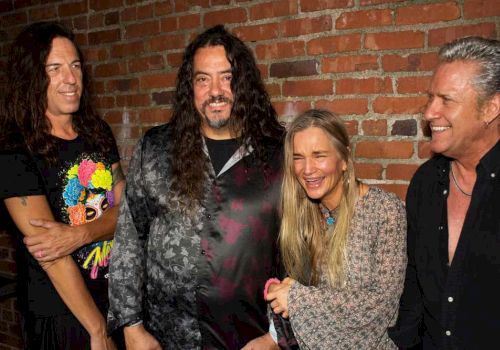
[439,36,500,103]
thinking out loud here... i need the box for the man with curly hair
[108,25,284,349]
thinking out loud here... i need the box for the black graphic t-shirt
[0,127,119,317]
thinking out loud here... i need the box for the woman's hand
[124,324,162,350]
[265,277,295,318]
[90,331,117,350]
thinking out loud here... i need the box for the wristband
[264,278,281,299]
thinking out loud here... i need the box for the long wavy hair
[169,25,284,204]
[0,21,114,164]
[280,109,359,287]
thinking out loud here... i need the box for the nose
[209,78,221,97]
[424,96,439,121]
[303,157,315,175]
[62,65,77,84]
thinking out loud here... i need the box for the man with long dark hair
[108,25,284,349]
[0,21,124,349]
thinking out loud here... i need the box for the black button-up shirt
[389,140,500,349]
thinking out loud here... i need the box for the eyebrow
[193,68,232,76]
[45,59,81,68]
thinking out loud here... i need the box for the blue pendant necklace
[319,203,337,226]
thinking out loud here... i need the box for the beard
[200,95,233,129]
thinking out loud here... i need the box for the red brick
[204,8,247,27]
[161,17,177,32]
[72,15,89,30]
[175,0,209,12]
[74,33,88,47]
[282,15,332,37]
[361,0,405,4]
[377,184,408,201]
[88,29,121,45]
[155,1,174,16]
[94,62,127,78]
[125,20,160,39]
[95,96,115,109]
[116,94,151,107]
[300,0,354,12]
[250,0,299,20]
[233,23,280,41]
[336,77,392,95]
[3,12,27,27]
[58,1,87,16]
[382,53,439,72]
[316,98,368,115]
[121,7,137,22]
[104,110,138,124]
[396,2,460,25]
[418,140,433,159]
[265,83,281,96]
[139,108,173,123]
[106,78,140,93]
[256,41,305,60]
[105,11,120,26]
[392,119,417,136]
[128,55,164,73]
[356,141,414,159]
[273,101,312,118]
[89,0,123,11]
[150,34,186,51]
[178,14,201,30]
[212,0,231,5]
[386,163,419,181]
[336,9,392,29]
[168,52,184,67]
[307,34,361,55]
[354,163,383,179]
[322,55,378,73]
[397,76,432,94]
[365,31,424,50]
[83,47,108,62]
[283,80,333,97]
[429,23,497,47]
[270,60,318,78]
[140,73,177,89]
[92,81,105,95]
[362,119,387,136]
[344,120,359,136]
[29,6,58,21]
[373,96,427,114]
[111,41,145,58]
[137,3,154,19]
[464,0,500,18]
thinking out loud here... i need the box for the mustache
[201,95,233,110]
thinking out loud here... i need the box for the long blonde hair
[280,109,359,287]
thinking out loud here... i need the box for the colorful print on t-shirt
[61,155,114,280]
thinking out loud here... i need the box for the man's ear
[481,93,500,126]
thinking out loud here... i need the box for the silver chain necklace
[450,162,472,197]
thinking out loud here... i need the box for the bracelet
[264,278,281,299]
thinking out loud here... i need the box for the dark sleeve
[0,152,44,200]
[388,175,423,348]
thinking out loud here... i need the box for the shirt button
[438,226,444,231]
[448,296,454,302]
[491,173,496,178]
[201,250,206,255]
[443,189,448,195]
[206,214,211,219]
[445,330,451,336]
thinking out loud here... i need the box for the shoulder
[359,186,405,218]
[411,155,445,184]
[141,123,173,148]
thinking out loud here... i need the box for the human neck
[202,125,236,140]
[46,113,77,140]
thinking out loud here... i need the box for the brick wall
[0,0,498,348]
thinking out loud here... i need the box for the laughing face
[424,60,488,160]
[193,45,234,139]
[45,37,82,120]
[292,127,347,210]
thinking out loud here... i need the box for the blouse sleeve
[288,190,407,348]
[107,136,152,333]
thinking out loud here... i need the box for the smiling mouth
[304,177,324,188]
[430,126,450,132]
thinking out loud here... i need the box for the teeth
[209,102,226,107]
[431,126,450,131]
[61,92,76,96]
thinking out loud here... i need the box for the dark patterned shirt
[108,124,283,349]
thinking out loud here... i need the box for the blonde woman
[265,109,407,349]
